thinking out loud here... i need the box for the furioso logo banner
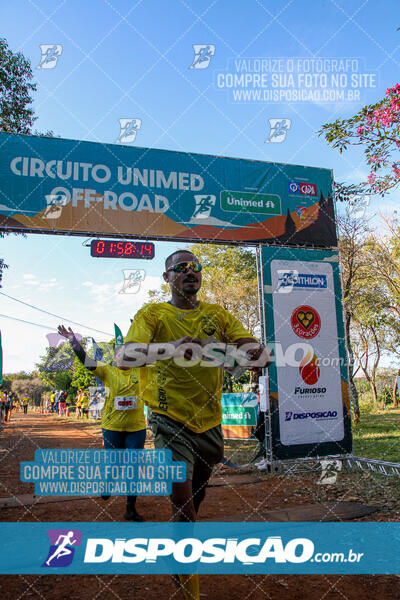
[0,132,336,245]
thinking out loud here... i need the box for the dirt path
[0,411,399,600]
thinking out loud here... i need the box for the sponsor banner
[271,258,344,446]
[221,393,258,439]
[0,132,336,245]
[262,247,352,459]
[0,522,398,574]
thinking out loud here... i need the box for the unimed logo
[83,536,315,565]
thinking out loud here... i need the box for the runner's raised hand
[58,325,77,343]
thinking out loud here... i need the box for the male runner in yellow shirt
[123,249,270,599]
[80,391,89,419]
[22,396,29,415]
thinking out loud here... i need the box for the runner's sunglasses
[166,261,202,273]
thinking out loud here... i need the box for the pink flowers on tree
[320,83,400,195]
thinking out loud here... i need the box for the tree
[0,37,37,134]
[70,356,95,394]
[36,337,114,398]
[320,84,400,195]
[11,376,46,406]
[36,342,76,389]
[350,232,399,408]
[0,37,38,285]
[338,208,369,421]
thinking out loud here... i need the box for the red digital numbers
[91,239,154,259]
[96,240,105,254]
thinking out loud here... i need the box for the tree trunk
[370,326,380,408]
[350,379,360,423]
[345,310,360,421]
[369,378,378,406]
[226,373,233,393]
[393,374,399,408]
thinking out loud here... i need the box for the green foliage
[36,341,76,388]
[35,338,114,396]
[0,37,39,285]
[0,37,37,134]
[70,355,95,392]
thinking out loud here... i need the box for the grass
[223,407,400,466]
[352,406,400,463]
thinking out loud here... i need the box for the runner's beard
[182,286,197,295]
[181,280,199,295]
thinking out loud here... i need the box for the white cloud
[23,274,36,280]
[79,275,163,314]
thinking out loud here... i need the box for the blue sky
[1,0,399,372]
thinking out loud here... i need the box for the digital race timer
[90,239,155,259]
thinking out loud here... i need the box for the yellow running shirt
[80,393,89,409]
[125,301,253,433]
[94,363,145,432]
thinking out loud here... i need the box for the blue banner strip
[0,522,399,574]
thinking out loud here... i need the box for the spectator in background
[50,391,56,413]
[59,390,66,416]
[65,392,70,417]
[5,392,13,422]
[80,391,89,420]
[55,390,61,414]
[22,395,29,414]
[0,387,5,425]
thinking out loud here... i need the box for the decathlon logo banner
[0,523,399,574]
[277,271,327,291]
[0,131,336,246]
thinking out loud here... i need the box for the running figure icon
[42,529,82,568]
[45,531,77,566]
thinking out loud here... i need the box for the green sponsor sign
[220,190,281,215]
[222,406,257,426]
